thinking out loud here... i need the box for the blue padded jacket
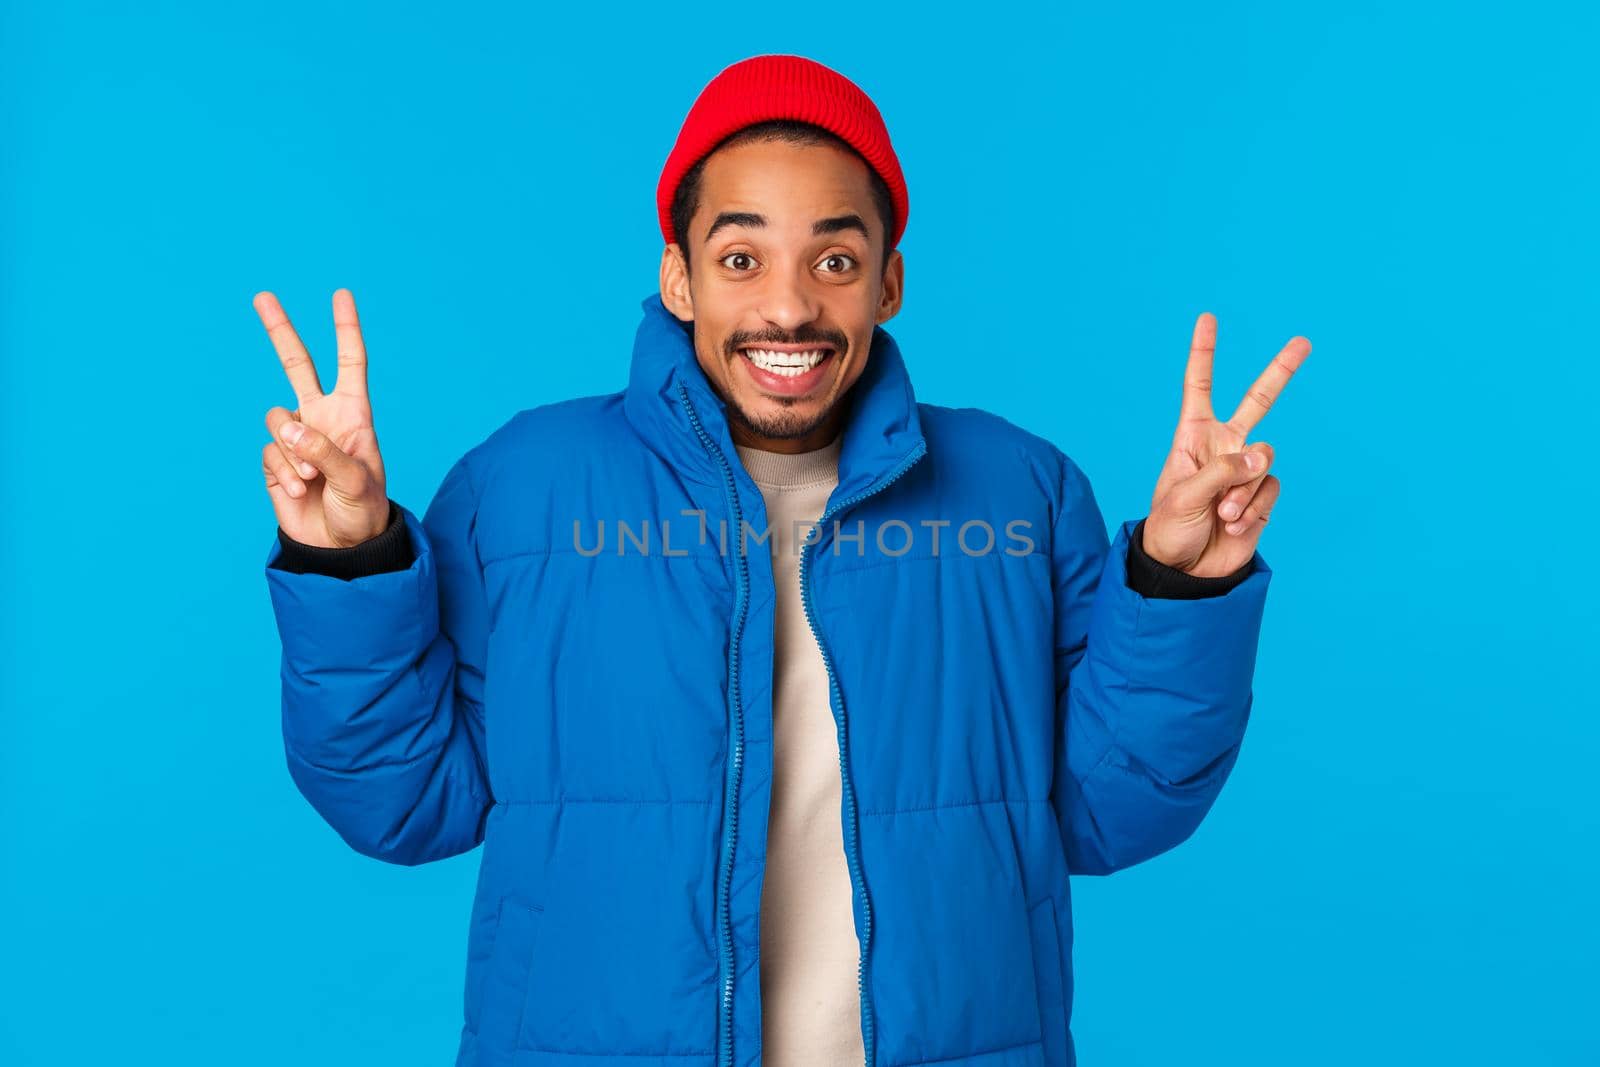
[264,292,1272,1067]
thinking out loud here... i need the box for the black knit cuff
[1124,516,1253,600]
[271,499,414,581]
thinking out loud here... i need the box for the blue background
[3,2,1594,1064]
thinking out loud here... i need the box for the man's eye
[819,254,857,273]
[720,252,757,271]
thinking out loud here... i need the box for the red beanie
[656,54,910,250]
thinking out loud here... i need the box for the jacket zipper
[798,440,928,1067]
[677,383,750,1067]
[680,377,928,1067]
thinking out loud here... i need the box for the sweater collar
[622,291,926,505]
[734,432,841,489]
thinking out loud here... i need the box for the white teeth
[743,348,830,375]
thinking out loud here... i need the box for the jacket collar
[622,292,926,506]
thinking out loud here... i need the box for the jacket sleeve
[263,451,493,866]
[1048,453,1272,876]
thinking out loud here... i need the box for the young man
[257,54,1308,1067]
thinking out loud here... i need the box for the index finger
[253,291,324,406]
[1180,312,1218,423]
[331,288,369,398]
[1226,335,1311,435]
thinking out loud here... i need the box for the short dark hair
[670,119,898,278]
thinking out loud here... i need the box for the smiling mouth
[735,344,839,397]
[738,345,836,376]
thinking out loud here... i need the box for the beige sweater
[733,434,862,1067]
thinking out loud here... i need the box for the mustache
[723,325,848,357]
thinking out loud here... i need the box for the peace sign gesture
[255,288,392,549]
[1140,312,1311,578]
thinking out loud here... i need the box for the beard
[694,318,854,445]
[725,391,840,442]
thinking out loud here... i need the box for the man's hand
[255,288,391,548]
[1141,312,1310,578]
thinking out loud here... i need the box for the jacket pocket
[480,896,544,1054]
[1029,897,1068,1067]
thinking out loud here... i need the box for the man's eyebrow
[702,211,871,243]
[704,211,766,243]
[813,214,869,240]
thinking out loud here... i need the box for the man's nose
[756,260,822,335]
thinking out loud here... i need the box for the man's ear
[875,248,905,325]
[660,244,694,323]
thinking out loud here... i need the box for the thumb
[1169,449,1268,513]
[275,418,370,498]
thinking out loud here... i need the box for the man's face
[660,137,904,452]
